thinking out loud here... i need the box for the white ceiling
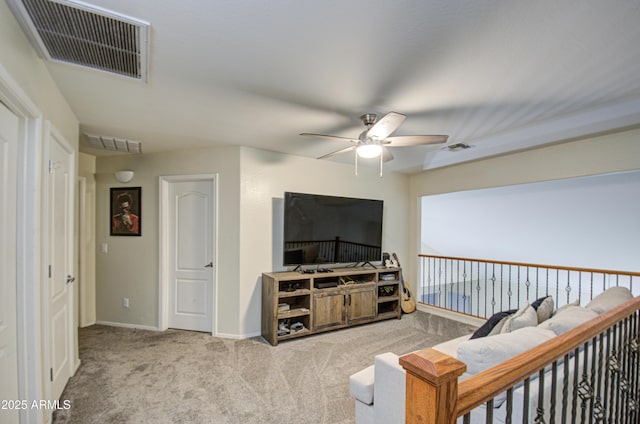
[33,0,640,173]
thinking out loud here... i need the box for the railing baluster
[534,369,546,423]
[524,377,531,424]
[578,341,590,423]
[631,311,640,421]
[556,269,560,307]
[536,267,540,300]
[621,316,630,419]
[485,262,488,317]
[486,399,494,423]
[507,265,512,310]
[476,261,482,316]
[571,347,579,424]
[491,263,497,315]
[526,266,531,303]
[589,337,597,420]
[506,388,513,424]
[605,327,613,424]
[546,268,550,301]
[561,354,569,424]
[594,333,604,422]
[550,361,557,423]
[609,324,620,420]
[578,272,582,305]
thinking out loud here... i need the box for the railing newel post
[400,349,466,424]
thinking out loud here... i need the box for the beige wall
[95,146,410,337]
[237,147,410,336]
[95,146,241,333]
[408,128,640,286]
[79,153,97,327]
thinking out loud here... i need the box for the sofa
[349,286,635,424]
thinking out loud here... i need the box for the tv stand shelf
[262,267,402,346]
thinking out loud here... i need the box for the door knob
[66,275,75,284]
[204,262,213,268]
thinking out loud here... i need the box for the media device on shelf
[283,192,383,268]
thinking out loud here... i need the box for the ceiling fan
[301,112,448,176]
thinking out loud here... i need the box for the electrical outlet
[123,298,129,308]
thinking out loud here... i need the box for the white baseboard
[417,303,485,327]
[95,320,160,331]
[215,331,262,340]
[94,321,262,339]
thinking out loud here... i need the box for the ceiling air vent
[86,134,142,153]
[443,142,473,152]
[7,0,149,81]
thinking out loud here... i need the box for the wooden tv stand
[261,267,402,346]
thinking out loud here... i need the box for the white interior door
[167,179,215,332]
[47,126,75,401]
[0,100,20,423]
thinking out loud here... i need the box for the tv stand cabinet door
[312,290,346,331]
[347,285,376,324]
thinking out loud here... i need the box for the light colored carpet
[53,311,476,424]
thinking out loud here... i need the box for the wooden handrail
[456,295,640,416]
[418,254,640,278]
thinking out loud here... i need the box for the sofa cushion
[585,287,633,314]
[433,334,472,356]
[554,299,579,315]
[500,303,538,333]
[349,364,375,405]
[531,296,554,323]
[537,306,599,335]
[470,309,516,339]
[457,326,557,375]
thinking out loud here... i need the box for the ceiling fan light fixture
[356,143,382,158]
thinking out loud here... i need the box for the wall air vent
[86,134,142,153]
[7,0,149,81]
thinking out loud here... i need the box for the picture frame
[110,187,142,236]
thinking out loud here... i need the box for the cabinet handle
[348,294,351,305]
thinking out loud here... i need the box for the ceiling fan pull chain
[379,152,383,177]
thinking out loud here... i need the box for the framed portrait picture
[110,187,141,236]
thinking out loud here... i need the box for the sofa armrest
[373,352,406,424]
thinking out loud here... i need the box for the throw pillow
[500,302,538,333]
[531,296,554,323]
[537,306,599,335]
[470,309,517,339]
[585,287,634,314]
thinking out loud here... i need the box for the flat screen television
[283,192,383,266]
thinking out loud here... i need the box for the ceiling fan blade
[317,145,357,160]
[382,147,394,162]
[300,133,358,143]
[384,134,448,146]
[367,112,406,140]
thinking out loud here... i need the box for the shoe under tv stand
[261,267,402,346]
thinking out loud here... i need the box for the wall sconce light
[114,170,134,183]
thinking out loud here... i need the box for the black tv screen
[283,192,383,266]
